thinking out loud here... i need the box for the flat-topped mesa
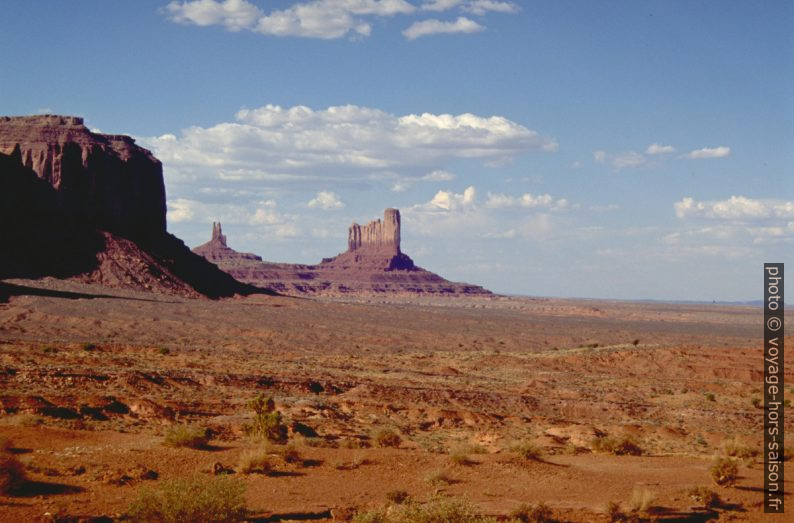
[348,208,401,255]
[0,114,166,239]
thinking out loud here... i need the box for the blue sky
[2,1,792,300]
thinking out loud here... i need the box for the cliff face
[0,115,265,298]
[0,115,166,239]
[348,208,401,255]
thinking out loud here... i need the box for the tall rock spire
[347,208,401,255]
[211,221,227,247]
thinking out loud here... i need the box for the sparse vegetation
[509,502,553,523]
[158,347,170,355]
[704,392,716,402]
[237,450,274,474]
[425,469,454,486]
[592,435,643,456]
[0,446,26,495]
[127,475,247,522]
[710,457,739,487]
[751,397,762,408]
[450,448,474,466]
[164,425,212,449]
[510,441,544,461]
[81,342,97,352]
[353,496,495,523]
[722,437,758,459]
[687,486,721,509]
[386,489,410,504]
[247,394,288,444]
[374,428,402,448]
[628,486,655,514]
[604,501,628,522]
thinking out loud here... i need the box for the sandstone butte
[192,209,493,297]
[0,115,259,298]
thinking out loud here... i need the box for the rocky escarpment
[0,115,264,298]
[0,115,165,239]
[193,209,492,297]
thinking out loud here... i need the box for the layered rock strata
[193,209,492,296]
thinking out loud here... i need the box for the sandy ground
[0,277,791,522]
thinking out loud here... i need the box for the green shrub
[164,425,212,449]
[374,429,401,448]
[127,475,247,522]
[237,450,274,474]
[592,435,643,456]
[247,394,287,443]
[0,452,26,495]
[510,441,544,461]
[509,502,553,522]
[710,457,739,487]
[687,486,721,509]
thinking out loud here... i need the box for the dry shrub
[628,486,655,514]
[237,450,274,474]
[509,502,553,522]
[687,486,721,509]
[354,496,495,523]
[424,469,454,486]
[164,425,211,449]
[710,457,739,487]
[510,441,544,461]
[127,475,247,522]
[592,435,643,456]
[721,437,759,459]
[374,429,401,448]
[386,489,410,504]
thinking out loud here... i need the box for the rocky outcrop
[0,115,266,298]
[193,210,492,297]
[348,208,401,255]
[0,115,165,239]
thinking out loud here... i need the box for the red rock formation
[193,210,492,297]
[0,115,165,239]
[0,116,265,298]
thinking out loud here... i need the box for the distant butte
[192,209,492,297]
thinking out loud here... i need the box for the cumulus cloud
[164,0,415,39]
[167,197,301,237]
[646,143,675,155]
[674,196,794,220]
[143,104,557,190]
[403,17,483,39]
[485,192,568,210]
[426,185,477,210]
[593,150,647,169]
[307,190,345,209]
[684,146,731,159]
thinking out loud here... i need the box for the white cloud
[164,0,415,39]
[593,150,647,169]
[646,143,675,155]
[391,169,455,191]
[684,146,731,159]
[419,0,518,14]
[427,185,477,210]
[675,196,794,221]
[403,16,483,39]
[167,197,299,236]
[462,0,519,15]
[143,104,556,189]
[485,192,568,210]
[421,0,462,11]
[307,190,345,209]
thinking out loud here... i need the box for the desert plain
[0,277,790,522]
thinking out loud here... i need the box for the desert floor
[0,278,791,522]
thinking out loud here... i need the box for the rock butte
[0,115,259,298]
[193,209,492,297]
